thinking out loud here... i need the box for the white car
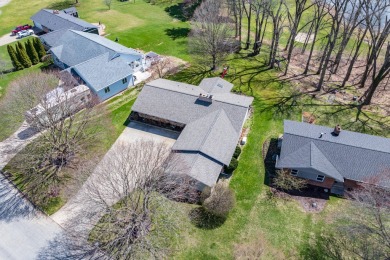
[17,29,34,39]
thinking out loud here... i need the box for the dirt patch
[295,32,314,44]
[279,48,390,116]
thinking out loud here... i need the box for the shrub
[225,157,238,174]
[233,145,241,158]
[203,182,235,218]
[199,186,211,204]
[273,169,307,191]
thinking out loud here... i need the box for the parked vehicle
[11,24,32,35]
[25,85,91,128]
[16,29,34,39]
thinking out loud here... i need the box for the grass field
[0,0,190,60]
[164,53,347,259]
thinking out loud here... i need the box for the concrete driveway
[0,175,63,260]
[51,121,179,230]
[0,34,37,47]
[0,122,40,170]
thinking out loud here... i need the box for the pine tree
[25,39,39,65]
[17,42,32,68]
[33,37,46,60]
[7,44,23,70]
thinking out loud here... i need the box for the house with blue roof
[276,120,390,195]
[31,9,98,34]
[41,29,149,101]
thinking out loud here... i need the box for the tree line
[7,37,46,71]
[190,0,390,107]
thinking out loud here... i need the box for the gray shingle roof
[175,152,223,187]
[276,141,344,182]
[31,9,97,32]
[40,28,68,48]
[172,109,238,165]
[73,53,133,91]
[133,78,253,187]
[132,79,253,133]
[277,120,390,186]
[199,77,233,93]
[49,30,142,67]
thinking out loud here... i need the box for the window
[316,175,325,182]
[290,169,299,176]
[104,87,110,93]
[122,77,128,84]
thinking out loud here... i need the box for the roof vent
[198,93,213,103]
[333,125,341,136]
[53,10,60,14]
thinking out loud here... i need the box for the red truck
[11,24,32,36]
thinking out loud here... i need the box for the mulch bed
[263,138,329,213]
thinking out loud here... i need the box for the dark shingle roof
[175,152,223,187]
[73,53,133,91]
[132,79,253,133]
[31,9,97,32]
[198,77,233,93]
[40,28,68,48]
[172,109,238,165]
[277,120,390,186]
[50,30,142,67]
[133,78,253,187]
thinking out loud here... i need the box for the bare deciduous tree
[202,181,235,218]
[273,169,307,191]
[189,0,235,70]
[103,0,112,10]
[84,140,198,259]
[151,56,180,79]
[4,71,105,205]
[306,173,390,259]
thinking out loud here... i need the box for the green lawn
[163,53,346,258]
[0,0,190,60]
[0,0,189,141]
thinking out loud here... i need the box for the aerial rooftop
[277,120,390,187]
[132,78,253,187]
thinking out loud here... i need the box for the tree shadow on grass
[165,28,190,40]
[189,207,226,230]
[46,0,74,10]
[165,1,200,22]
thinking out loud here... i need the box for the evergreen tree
[25,39,39,65]
[17,42,32,68]
[33,37,46,60]
[7,44,23,70]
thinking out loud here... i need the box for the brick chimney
[333,124,341,136]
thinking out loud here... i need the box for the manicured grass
[164,52,354,258]
[0,64,45,141]
[0,0,190,60]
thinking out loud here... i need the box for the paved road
[51,121,179,231]
[0,175,63,260]
[0,122,40,170]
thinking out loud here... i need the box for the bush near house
[273,169,308,192]
[225,157,238,174]
[202,182,235,218]
[233,145,241,158]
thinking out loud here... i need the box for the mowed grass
[0,0,189,140]
[166,53,345,258]
[0,0,190,60]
